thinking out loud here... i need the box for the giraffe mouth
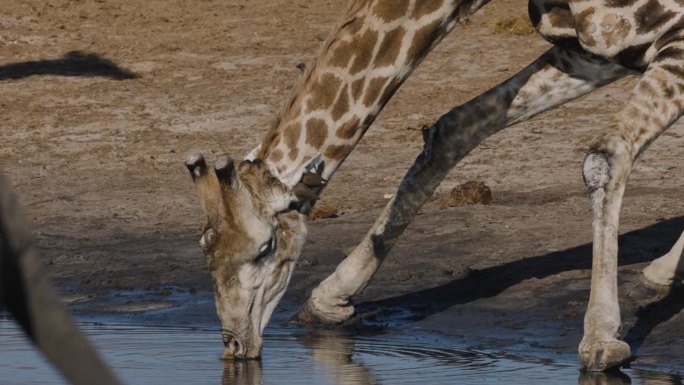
[221,331,247,358]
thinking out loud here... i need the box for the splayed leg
[296,46,628,323]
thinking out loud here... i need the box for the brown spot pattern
[675,99,684,111]
[653,46,684,63]
[654,22,684,50]
[532,0,577,44]
[373,0,410,22]
[284,123,301,160]
[363,76,389,107]
[539,82,552,95]
[574,7,597,47]
[637,79,658,96]
[306,73,342,112]
[634,0,676,34]
[324,144,353,161]
[336,117,361,139]
[326,16,368,69]
[305,118,328,148]
[328,39,355,68]
[269,149,283,163]
[546,4,575,30]
[411,0,443,20]
[351,79,365,100]
[332,85,350,120]
[350,29,379,74]
[601,14,631,47]
[605,0,639,7]
[376,27,407,67]
[407,19,443,61]
[662,63,684,79]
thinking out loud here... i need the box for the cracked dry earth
[1,0,684,374]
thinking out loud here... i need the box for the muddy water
[0,319,680,385]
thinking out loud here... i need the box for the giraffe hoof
[626,275,670,302]
[292,299,354,325]
[578,338,631,372]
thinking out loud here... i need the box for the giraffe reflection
[299,330,375,385]
[578,371,632,385]
[578,369,684,385]
[220,330,373,385]
[221,360,263,385]
[217,328,684,385]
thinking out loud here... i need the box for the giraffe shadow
[623,284,684,355]
[0,51,137,80]
[348,216,684,346]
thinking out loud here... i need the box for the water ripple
[0,321,680,385]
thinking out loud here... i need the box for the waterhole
[0,320,680,385]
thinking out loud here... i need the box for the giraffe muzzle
[222,334,247,359]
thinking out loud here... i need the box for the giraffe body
[531,0,684,69]
[187,0,684,370]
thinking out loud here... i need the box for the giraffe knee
[583,131,636,191]
[582,151,610,191]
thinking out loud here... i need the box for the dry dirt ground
[2,0,684,375]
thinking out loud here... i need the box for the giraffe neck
[249,0,488,189]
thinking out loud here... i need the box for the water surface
[0,320,680,385]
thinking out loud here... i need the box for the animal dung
[433,181,492,207]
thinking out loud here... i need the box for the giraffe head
[185,153,311,359]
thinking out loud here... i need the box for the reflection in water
[221,329,374,385]
[299,330,375,385]
[1,320,682,385]
[579,370,633,385]
[579,369,683,385]
[222,360,263,385]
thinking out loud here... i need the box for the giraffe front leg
[578,40,684,371]
[296,45,628,324]
[579,150,632,371]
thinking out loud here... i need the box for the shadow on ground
[349,216,684,352]
[0,51,137,80]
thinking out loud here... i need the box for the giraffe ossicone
[187,0,684,371]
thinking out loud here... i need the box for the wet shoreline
[8,285,680,381]
[2,309,682,385]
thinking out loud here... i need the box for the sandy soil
[2,0,684,374]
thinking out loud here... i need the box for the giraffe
[185,0,684,370]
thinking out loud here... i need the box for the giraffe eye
[200,229,217,252]
[255,237,276,262]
